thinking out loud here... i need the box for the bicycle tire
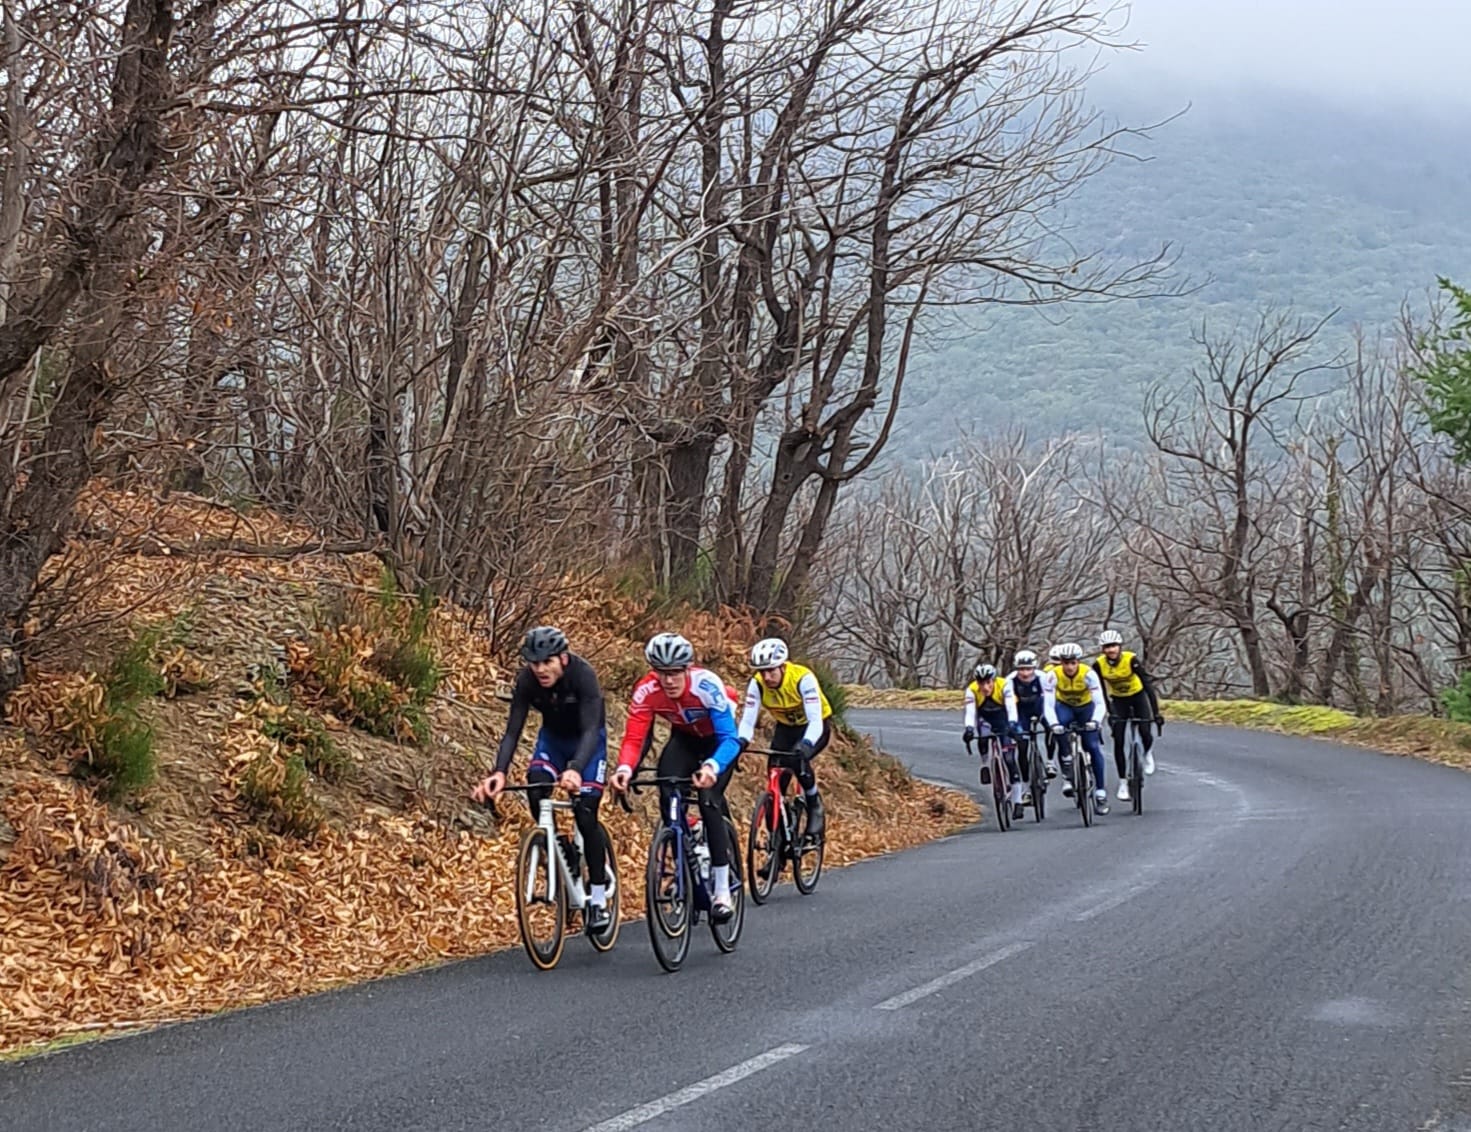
[515,827,566,971]
[711,818,745,952]
[1130,732,1144,815]
[587,821,621,953]
[1029,745,1046,823]
[990,747,1009,832]
[1074,738,1093,828]
[747,793,779,905]
[792,797,824,895]
[645,825,691,972]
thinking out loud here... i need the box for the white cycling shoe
[1144,751,1156,775]
[1117,781,1131,802]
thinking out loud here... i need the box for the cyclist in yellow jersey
[964,663,1024,819]
[1043,641,1110,812]
[737,638,832,839]
[1095,629,1164,802]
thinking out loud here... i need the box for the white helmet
[645,632,694,670]
[750,638,789,670]
[1047,645,1064,662]
[1055,642,1084,661]
[1014,649,1038,668]
[974,663,997,681]
[1098,629,1124,647]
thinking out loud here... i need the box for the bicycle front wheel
[588,821,621,953]
[712,818,745,952]
[747,793,779,905]
[1130,736,1145,816]
[1029,745,1046,822]
[991,750,1009,832]
[1074,740,1093,828]
[792,797,824,895]
[645,826,691,972]
[515,827,567,971]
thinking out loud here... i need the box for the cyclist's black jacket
[494,654,606,775]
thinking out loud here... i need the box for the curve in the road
[4,711,1471,1132]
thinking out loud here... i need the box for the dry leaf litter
[0,486,978,1053]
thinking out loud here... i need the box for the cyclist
[610,632,742,924]
[1095,629,1164,802]
[1042,642,1110,813]
[1003,649,1054,783]
[965,662,1025,820]
[737,637,831,841]
[471,625,612,933]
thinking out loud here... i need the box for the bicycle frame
[504,787,591,912]
[630,772,718,913]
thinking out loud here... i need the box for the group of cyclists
[470,621,1163,936]
[964,631,1164,819]
[471,627,833,932]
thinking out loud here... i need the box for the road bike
[1123,717,1158,815]
[1057,720,1103,827]
[628,770,744,973]
[967,729,1012,832]
[745,746,823,903]
[496,784,621,971]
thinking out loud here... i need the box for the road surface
[4,710,1471,1131]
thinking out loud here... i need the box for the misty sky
[1116,0,1471,110]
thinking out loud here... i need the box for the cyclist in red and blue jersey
[610,632,742,923]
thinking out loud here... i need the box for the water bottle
[689,816,712,882]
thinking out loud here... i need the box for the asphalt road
[5,710,1471,1131]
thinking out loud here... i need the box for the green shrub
[89,713,157,798]
[1442,671,1471,723]
[102,629,167,709]
[240,750,322,838]
[260,706,351,783]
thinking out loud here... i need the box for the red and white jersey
[616,668,741,772]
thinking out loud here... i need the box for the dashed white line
[582,1044,809,1132]
[874,942,1032,1011]
[1073,884,1153,921]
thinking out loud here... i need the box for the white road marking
[582,1044,809,1132]
[874,942,1032,1011]
[1073,884,1152,921]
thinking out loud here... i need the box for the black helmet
[521,625,569,663]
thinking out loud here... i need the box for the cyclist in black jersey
[472,626,613,933]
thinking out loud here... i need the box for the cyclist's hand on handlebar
[610,765,633,793]
[1155,716,1165,733]
[471,771,505,803]
[738,736,751,754]
[1008,721,1025,737]
[792,738,815,761]
[1084,720,1100,731]
[1051,724,1065,736]
[963,726,976,743]
[558,769,583,794]
[692,761,719,790]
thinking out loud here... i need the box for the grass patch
[291,581,442,743]
[842,685,957,710]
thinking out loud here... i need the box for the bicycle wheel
[1130,733,1144,815]
[792,796,824,895]
[747,793,780,905]
[712,818,745,952]
[588,822,621,953]
[515,827,567,971]
[645,826,691,972]
[1029,744,1046,822]
[991,749,1009,832]
[1074,740,1093,828]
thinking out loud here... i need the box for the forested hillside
[891,82,1471,454]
